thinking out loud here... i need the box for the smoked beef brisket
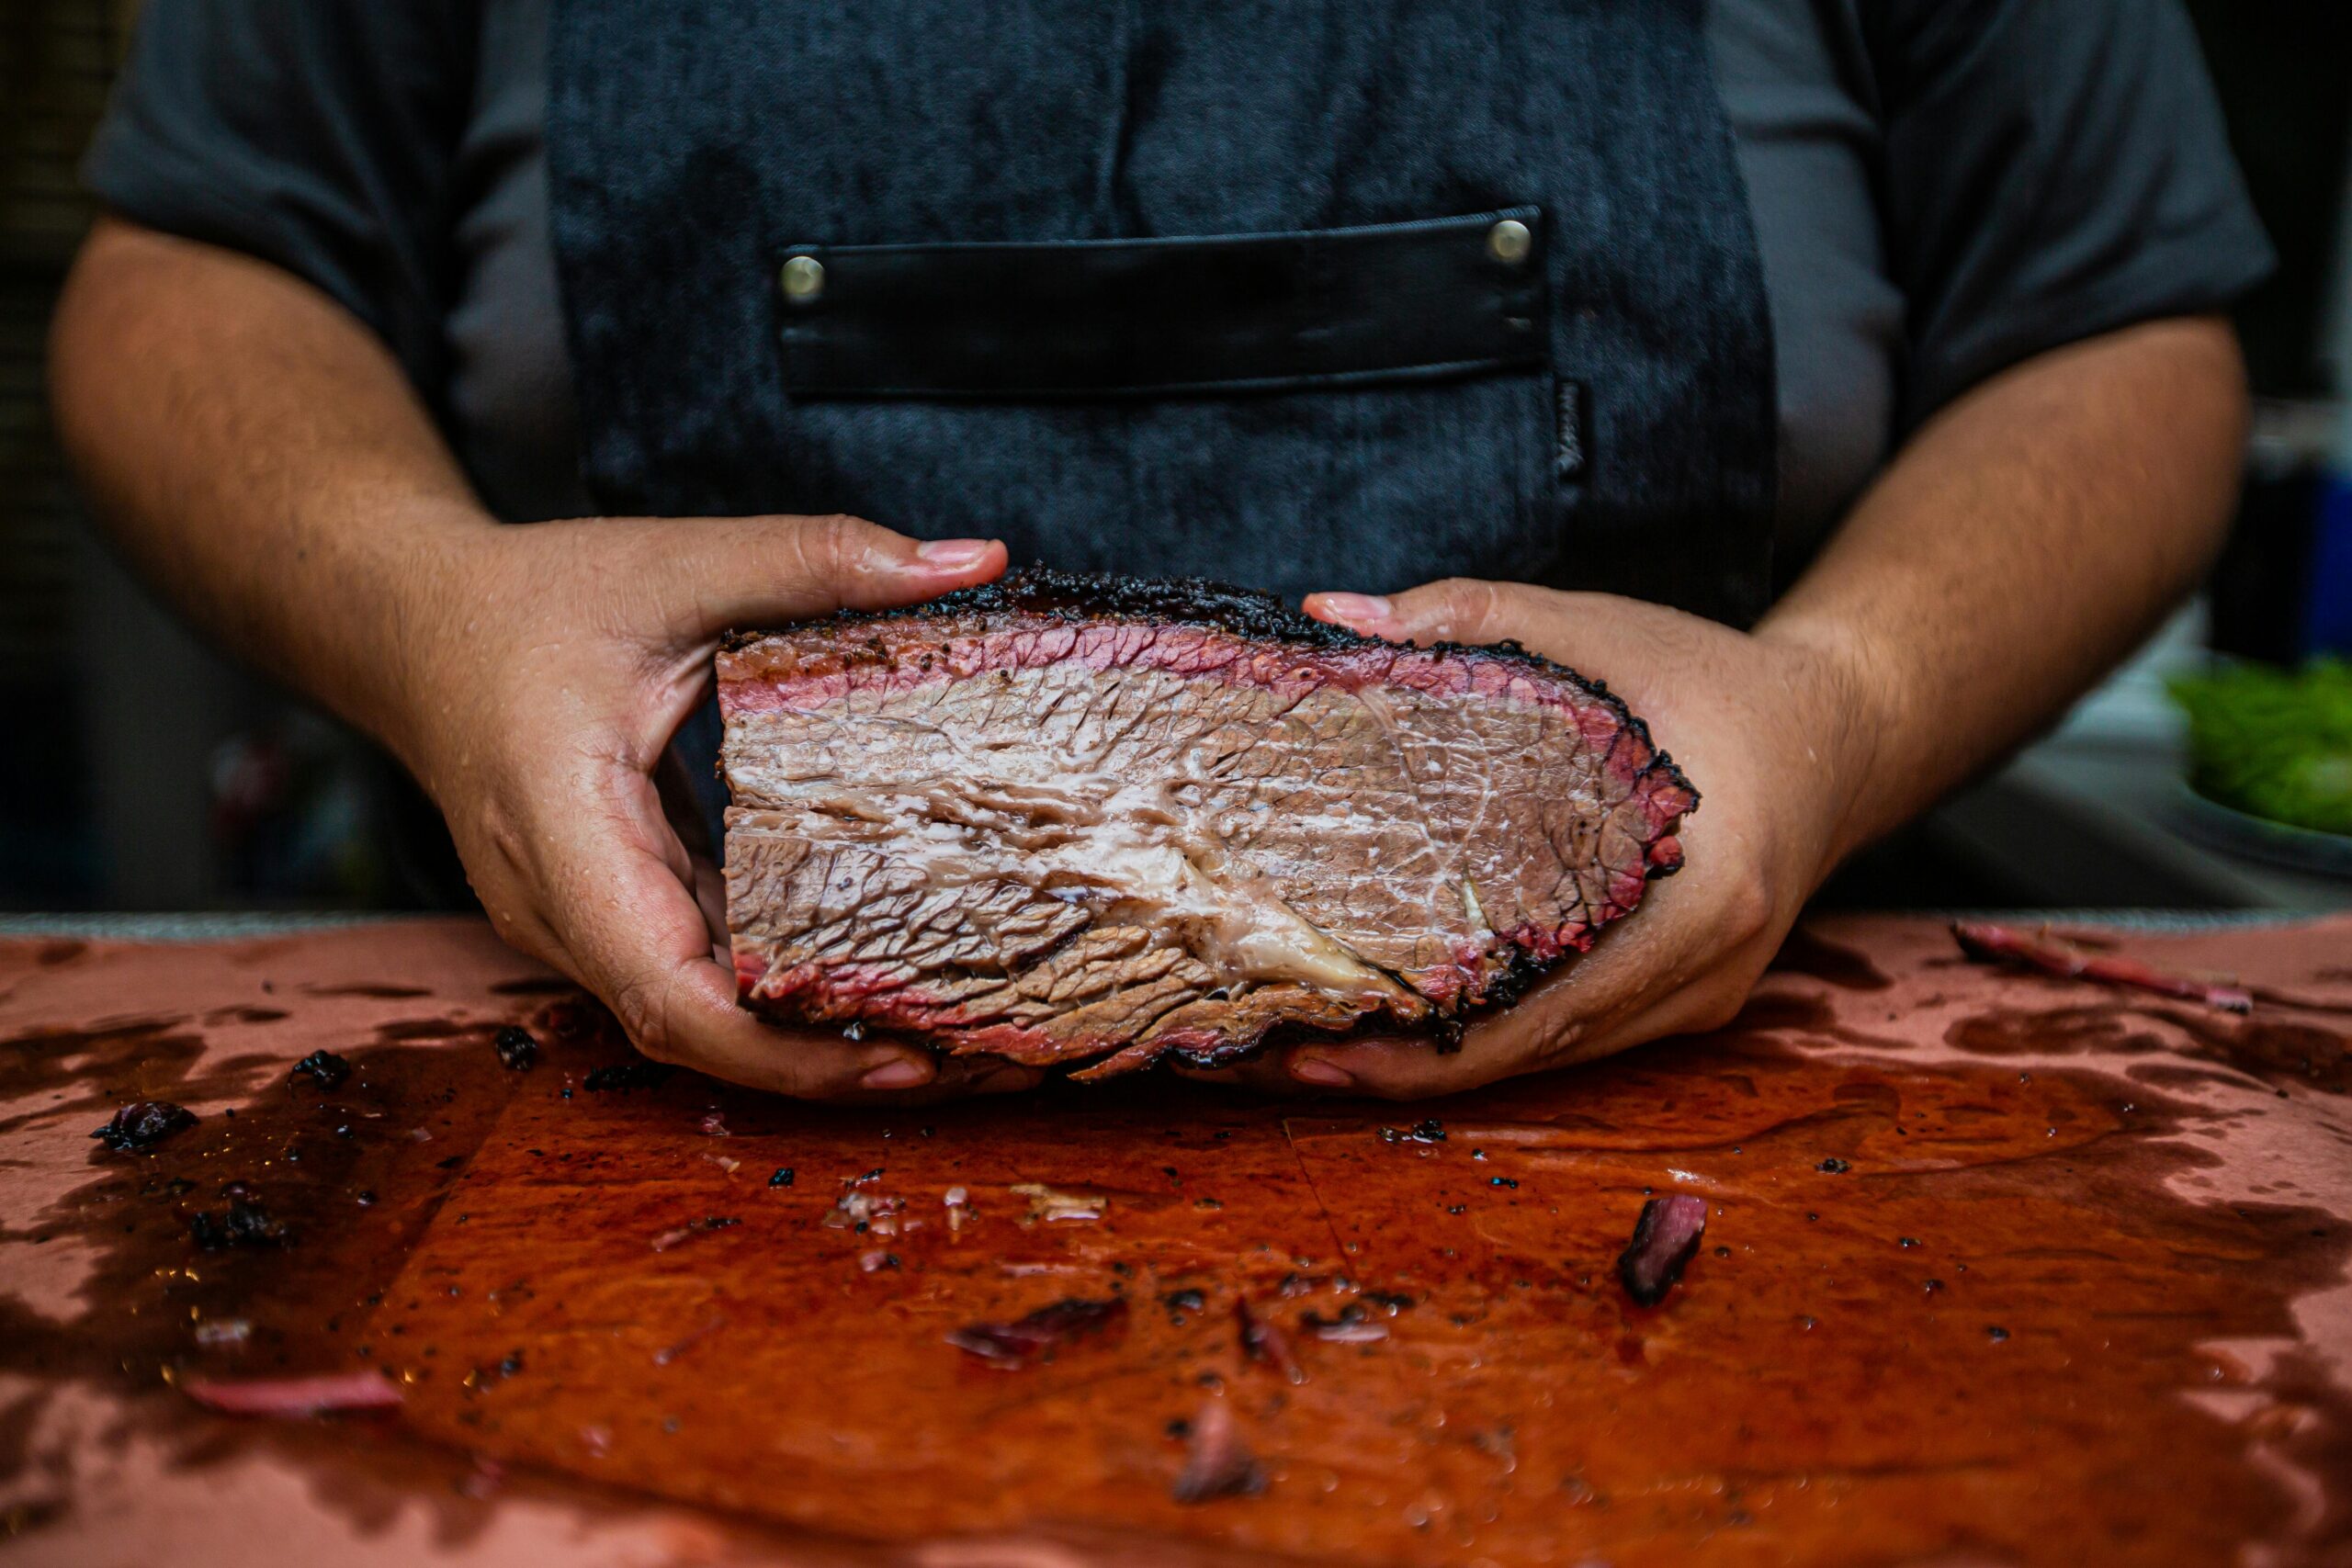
[718,572,1694,1078]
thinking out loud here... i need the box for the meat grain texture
[718,572,1695,1077]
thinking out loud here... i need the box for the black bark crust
[724,568,1699,829]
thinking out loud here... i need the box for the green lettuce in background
[2167,659,2352,836]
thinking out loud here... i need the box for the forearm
[47,217,496,767]
[1760,315,2249,869]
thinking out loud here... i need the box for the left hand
[1178,577,1885,1099]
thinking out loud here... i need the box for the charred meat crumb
[290,1050,352,1090]
[189,1198,290,1250]
[494,1027,539,1071]
[1617,1194,1710,1308]
[1816,1157,1850,1174]
[946,1296,1129,1368]
[768,1167,796,1188]
[583,1061,674,1092]
[91,1100,198,1154]
[650,1215,741,1252]
[1376,1119,1448,1145]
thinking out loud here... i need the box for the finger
[826,1056,1047,1106]
[651,744,730,946]
[1195,867,1739,1099]
[660,513,1007,637]
[1305,578,1527,647]
[1169,1053,1331,1097]
[535,763,943,1099]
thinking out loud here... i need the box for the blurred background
[2,3,2349,916]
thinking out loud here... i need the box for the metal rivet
[781,254,826,303]
[1486,218,1532,266]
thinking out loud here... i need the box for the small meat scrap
[650,1215,740,1252]
[822,1185,905,1232]
[289,1050,352,1090]
[494,1026,539,1071]
[654,1315,726,1368]
[947,1296,1129,1368]
[1617,1195,1710,1308]
[92,1101,198,1155]
[183,1371,402,1417]
[1010,1182,1106,1224]
[1236,1298,1305,1384]
[1951,920,2253,1013]
[583,1061,674,1091]
[1171,1398,1265,1504]
[1300,1303,1388,1343]
[189,1199,289,1251]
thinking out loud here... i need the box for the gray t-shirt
[85,0,2272,580]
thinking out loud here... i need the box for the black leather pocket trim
[775,207,1546,399]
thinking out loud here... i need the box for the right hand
[384,510,1031,1101]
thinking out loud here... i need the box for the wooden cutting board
[2,915,2347,1566]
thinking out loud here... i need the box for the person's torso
[446,0,1897,609]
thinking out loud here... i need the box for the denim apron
[546,0,1779,628]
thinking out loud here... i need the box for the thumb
[1304,577,1521,647]
[658,513,1005,637]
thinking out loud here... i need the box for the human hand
[388,512,1037,1100]
[1181,578,1886,1099]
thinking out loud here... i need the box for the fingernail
[915,538,994,569]
[1309,592,1390,626]
[860,1057,932,1089]
[1289,1055,1354,1088]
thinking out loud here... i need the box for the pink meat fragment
[1952,921,2253,1013]
[1617,1195,1710,1308]
[945,1296,1128,1368]
[1235,1297,1306,1384]
[1171,1398,1265,1504]
[182,1371,403,1416]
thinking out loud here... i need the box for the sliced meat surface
[719,571,1695,1077]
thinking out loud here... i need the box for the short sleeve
[81,0,479,399]
[1866,0,2274,429]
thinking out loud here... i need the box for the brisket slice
[718,571,1695,1079]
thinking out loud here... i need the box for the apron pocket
[775,207,1549,400]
